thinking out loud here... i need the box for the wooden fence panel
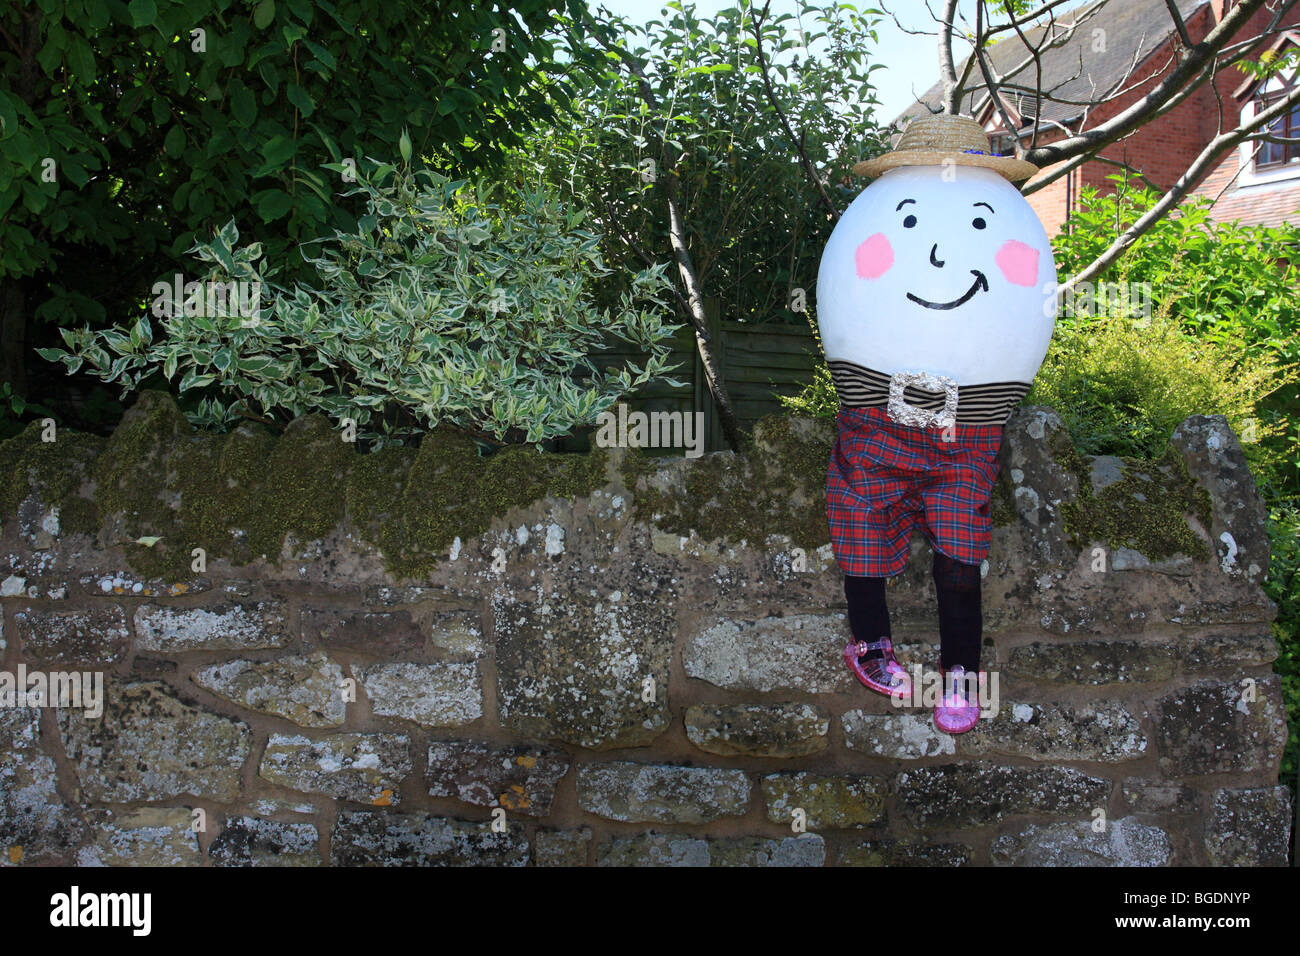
[571,300,822,454]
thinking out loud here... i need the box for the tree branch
[1059,81,1300,292]
[975,2,1025,154]
[1024,0,1273,167]
[1162,0,1192,50]
[938,0,961,113]
[1021,48,1219,196]
[582,15,743,451]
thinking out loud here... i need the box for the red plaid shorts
[826,405,1005,577]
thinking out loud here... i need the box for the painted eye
[972,217,987,229]
[903,214,917,228]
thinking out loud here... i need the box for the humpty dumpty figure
[817,112,1057,734]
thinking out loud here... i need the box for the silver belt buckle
[887,370,959,429]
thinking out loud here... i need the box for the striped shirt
[828,359,1031,426]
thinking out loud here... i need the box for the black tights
[845,551,982,672]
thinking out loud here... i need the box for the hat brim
[852,149,1039,183]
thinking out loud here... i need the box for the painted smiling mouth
[906,270,989,311]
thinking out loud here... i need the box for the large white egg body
[817,164,1057,385]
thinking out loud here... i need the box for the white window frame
[1238,67,1300,187]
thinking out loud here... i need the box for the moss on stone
[372,426,610,580]
[89,391,208,580]
[989,467,1017,527]
[78,391,619,581]
[4,395,1029,581]
[1048,427,1092,493]
[0,388,1232,581]
[59,494,102,536]
[346,443,418,543]
[0,419,105,536]
[92,389,191,527]
[1058,442,1213,562]
[245,413,354,557]
[618,414,833,554]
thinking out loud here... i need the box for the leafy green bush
[1025,312,1294,471]
[2,0,607,427]
[38,161,682,448]
[1054,174,1300,801]
[1262,502,1300,792]
[1055,173,1300,497]
[508,0,887,329]
[778,312,837,417]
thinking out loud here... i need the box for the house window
[1256,84,1300,169]
[990,131,1018,157]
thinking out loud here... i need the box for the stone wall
[0,390,1292,866]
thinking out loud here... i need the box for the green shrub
[38,161,682,448]
[1025,312,1294,473]
[778,312,837,418]
[507,1,888,329]
[1263,502,1300,792]
[1055,173,1300,498]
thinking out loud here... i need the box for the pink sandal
[844,638,911,699]
[933,664,982,734]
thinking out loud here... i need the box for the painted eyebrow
[973,201,995,213]
[895,199,916,210]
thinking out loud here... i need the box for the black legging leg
[933,549,982,672]
[844,573,890,658]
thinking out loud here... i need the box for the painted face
[816,164,1057,385]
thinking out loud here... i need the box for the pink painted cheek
[996,239,1040,287]
[855,233,894,279]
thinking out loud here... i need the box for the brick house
[897,0,1300,236]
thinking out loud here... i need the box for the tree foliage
[38,159,682,447]
[1,0,598,398]
[506,0,888,327]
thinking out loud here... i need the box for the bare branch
[980,0,1092,38]
[877,1,943,37]
[1162,0,1192,50]
[938,0,961,113]
[961,2,1106,133]
[1021,55,1218,196]
[1214,0,1300,64]
[974,2,1024,152]
[1024,0,1274,167]
[1060,81,1300,292]
[1208,141,1260,205]
[998,0,1053,151]
[1245,132,1300,144]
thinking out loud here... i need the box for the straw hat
[854,112,1038,182]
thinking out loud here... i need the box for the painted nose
[929,243,945,267]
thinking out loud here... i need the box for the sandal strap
[855,638,894,652]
